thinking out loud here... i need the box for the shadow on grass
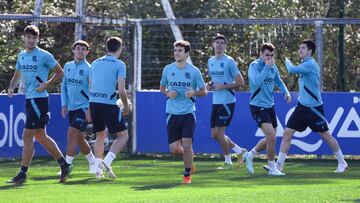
[0,183,25,190]
[64,178,114,185]
[340,199,360,202]
[30,175,59,181]
[131,182,180,191]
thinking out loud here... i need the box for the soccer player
[6,25,70,184]
[206,34,247,169]
[160,40,207,184]
[242,43,291,176]
[60,40,96,175]
[89,37,130,179]
[275,39,348,173]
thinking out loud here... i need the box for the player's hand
[212,83,225,91]
[122,104,131,116]
[205,82,213,91]
[61,106,68,118]
[265,57,275,66]
[36,82,48,92]
[7,88,14,98]
[185,90,195,98]
[285,93,292,103]
[166,90,177,99]
[85,108,92,123]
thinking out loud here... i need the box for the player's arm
[285,59,311,74]
[60,66,68,118]
[118,76,130,115]
[248,63,271,87]
[274,69,291,103]
[159,67,177,99]
[186,69,207,98]
[36,63,64,92]
[8,70,22,97]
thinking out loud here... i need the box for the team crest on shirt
[172,72,175,76]
[32,56,37,62]
[185,72,191,79]
[79,69,84,76]
[220,63,224,68]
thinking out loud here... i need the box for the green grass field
[0,155,359,203]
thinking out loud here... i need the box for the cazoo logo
[255,105,360,152]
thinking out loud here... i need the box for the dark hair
[73,40,89,50]
[106,37,122,53]
[24,25,39,36]
[261,43,275,53]
[174,40,191,53]
[213,33,227,44]
[301,39,316,55]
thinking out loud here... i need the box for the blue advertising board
[136,91,360,155]
[0,94,68,158]
[0,92,359,158]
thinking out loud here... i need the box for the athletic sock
[85,152,96,164]
[184,168,191,177]
[224,155,232,164]
[65,155,74,164]
[103,151,116,167]
[268,160,275,170]
[248,149,258,160]
[232,145,244,154]
[334,150,346,164]
[277,152,287,165]
[57,157,68,169]
[20,166,28,174]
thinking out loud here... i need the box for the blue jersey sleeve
[195,69,205,89]
[285,59,311,74]
[274,68,289,95]
[160,67,168,86]
[118,62,126,79]
[43,51,57,69]
[248,62,271,87]
[228,58,240,78]
[15,54,21,70]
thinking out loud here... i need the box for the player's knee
[171,148,183,156]
[267,134,276,144]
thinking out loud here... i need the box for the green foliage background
[0,0,359,92]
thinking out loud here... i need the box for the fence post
[75,0,84,41]
[131,20,142,153]
[315,21,324,90]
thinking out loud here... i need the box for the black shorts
[210,103,235,128]
[90,102,127,134]
[286,103,329,133]
[69,108,88,132]
[25,97,49,129]
[167,113,196,144]
[250,105,278,128]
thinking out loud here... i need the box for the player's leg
[100,105,128,179]
[181,138,193,184]
[261,123,285,176]
[276,104,307,171]
[6,128,34,184]
[180,113,196,184]
[70,109,96,173]
[35,128,70,182]
[213,126,233,168]
[318,131,348,172]
[76,130,97,173]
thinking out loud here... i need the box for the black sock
[184,168,191,177]
[57,157,67,169]
[20,166,28,174]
